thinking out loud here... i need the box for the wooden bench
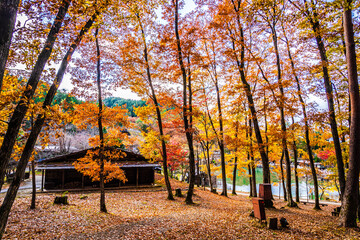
[300,201,328,207]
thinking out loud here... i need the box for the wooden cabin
[36,147,160,191]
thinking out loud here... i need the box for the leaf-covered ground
[2,176,360,240]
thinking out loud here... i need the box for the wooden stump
[175,188,183,197]
[268,218,277,230]
[54,196,68,205]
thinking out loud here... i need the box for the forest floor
[1,175,360,240]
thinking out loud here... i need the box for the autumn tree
[340,0,360,227]
[0,0,70,192]
[0,0,20,90]
[0,2,102,236]
[289,0,346,198]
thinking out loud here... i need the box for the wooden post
[41,169,44,192]
[62,169,65,189]
[136,167,139,187]
[82,174,84,189]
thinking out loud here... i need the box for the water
[216,167,340,201]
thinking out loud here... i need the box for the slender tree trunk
[0,10,96,227]
[0,14,97,237]
[215,81,227,197]
[251,162,257,197]
[95,27,107,213]
[230,13,270,184]
[136,13,174,200]
[248,164,253,197]
[340,0,360,227]
[0,0,20,90]
[173,0,195,204]
[30,159,36,209]
[282,23,320,208]
[249,118,257,197]
[0,0,70,191]
[292,138,299,203]
[232,122,239,195]
[280,151,287,201]
[270,23,296,207]
[308,2,346,197]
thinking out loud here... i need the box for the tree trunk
[30,160,36,209]
[248,164,253,197]
[232,121,239,195]
[251,162,257,197]
[0,12,97,237]
[292,139,299,203]
[308,2,345,197]
[0,0,20,90]
[0,0,70,191]
[230,14,270,184]
[215,81,227,197]
[95,27,107,213]
[136,13,174,200]
[340,0,360,227]
[270,23,296,207]
[173,0,195,204]
[249,118,257,197]
[280,151,287,201]
[282,24,320,209]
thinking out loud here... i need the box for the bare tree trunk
[246,166,252,197]
[249,118,257,197]
[173,0,195,204]
[340,0,360,227]
[251,162,257,197]
[232,122,239,195]
[0,0,70,192]
[95,27,107,213]
[0,0,20,90]
[280,151,287,201]
[30,159,36,209]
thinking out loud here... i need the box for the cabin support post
[136,167,139,187]
[41,169,44,192]
[62,169,65,189]
[82,174,84,189]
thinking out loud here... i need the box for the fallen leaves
[1,176,360,239]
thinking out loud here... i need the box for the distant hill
[103,97,146,117]
[53,90,145,117]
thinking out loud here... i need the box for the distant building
[36,147,159,191]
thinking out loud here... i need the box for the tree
[0,0,71,191]
[0,7,100,237]
[340,0,360,227]
[0,0,20,90]
[289,0,346,198]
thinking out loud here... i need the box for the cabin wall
[44,167,155,190]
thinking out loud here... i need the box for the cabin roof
[37,147,159,170]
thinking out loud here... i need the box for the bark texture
[173,0,195,204]
[0,0,20,90]
[340,0,360,227]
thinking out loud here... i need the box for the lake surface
[216,167,340,201]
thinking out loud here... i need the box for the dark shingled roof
[36,147,161,170]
